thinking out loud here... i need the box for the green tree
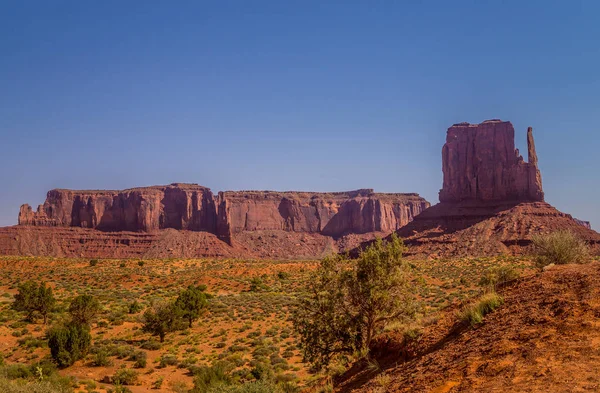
[68,294,101,325]
[293,234,417,370]
[174,285,209,328]
[12,281,56,324]
[142,302,184,342]
[47,322,92,367]
[12,281,39,322]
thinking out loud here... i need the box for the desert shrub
[129,350,147,368]
[459,292,504,325]
[92,349,113,367]
[152,376,164,389]
[112,367,138,385]
[128,301,143,314]
[140,340,161,350]
[158,353,178,368]
[0,376,72,393]
[89,259,99,267]
[293,234,417,369]
[68,295,101,325]
[137,261,145,267]
[47,322,91,368]
[532,230,590,267]
[208,381,288,393]
[251,362,274,381]
[190,363,232,393]
[174,285,209,328]
[479,266,519,288]
[142,302,185,342]
[277,271,290,280]
[249,278,270,293]
[12,281,56,324]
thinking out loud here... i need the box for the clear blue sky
[1,1,599,229]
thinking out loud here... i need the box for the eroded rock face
[18,184,217,233]
[18,186,429,244]
[439,120,544,203]
[216,190,429,242]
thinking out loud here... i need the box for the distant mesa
[4,184,429,258]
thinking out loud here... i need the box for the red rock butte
[387,119,600,257]
[439,120,544,203]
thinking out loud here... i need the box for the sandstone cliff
[18,184,217,233]
[439,120,544,203]
[17,185,429,247]
[216,190,429,242]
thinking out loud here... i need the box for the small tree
[532,230,590,267]
[293,234,417,370]
[174,285,209,328]
[47,322,92,367]
[13,281,56,324]
[12,281,39,322]
[142,302,184,342]
[69,294,101,325]
[37,282,56,324]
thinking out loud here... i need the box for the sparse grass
[459,292,504,325]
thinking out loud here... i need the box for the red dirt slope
[340,262,600,392]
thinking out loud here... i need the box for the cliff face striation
[215,190,429,242]
[18,184,217,233]
[439,120,544,203]
[12,184,429,257]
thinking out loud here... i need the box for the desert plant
[12,281,56,324]
[68,294,101,325]
[459,292,504,325]
[47,322,92,367]
[532,230,590,267]
[293,234,417,370]
[112,367,138,385]
[174,285,209,328]
[479,265,519,289]
[142,301,184,342]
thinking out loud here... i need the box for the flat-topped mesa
[439,120,544,203]
[215,190,429,242]
[18,183,217,233]
[18,185,430,245]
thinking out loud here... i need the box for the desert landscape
[3,3,599,392]
[1,120,599,392]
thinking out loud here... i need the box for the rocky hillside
[339,261,600,392]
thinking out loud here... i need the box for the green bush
[68,295,101,325]
[479,266,519,288]
[128,301,143,314]
[142,302,185,343]
[190,363,232,393]
[129,350,147,368]
[112,367,138,385]
[92,349,113,367]
[532,230,590,267]
[12,281,56,324]
[459,292,504,325]
[89,259,99,267]
[47,322,91,367]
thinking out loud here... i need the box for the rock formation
[216,190,428,243]
[8,184,429,258]
[439,120,544,203]
[356,120,600,257]
[18,184,217,233]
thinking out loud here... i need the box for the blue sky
[1,1,599,229]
